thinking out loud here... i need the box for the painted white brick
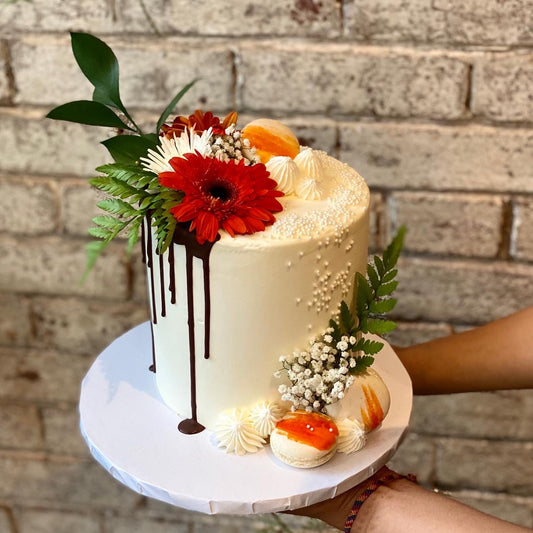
[340,122,533,193]
[115,0,342,38]
[0,177,58,234]
[239,43,469,119]
[0,236,128,300]
[389,192,504,258]
[472,52,533,122]
[395,257,533,323]
[344,0,533,46]
[511,196,533,262]
[12,35,234,111]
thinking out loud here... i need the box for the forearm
[288,477,530,533]
[355,480,531,533]
[395,306,533,394]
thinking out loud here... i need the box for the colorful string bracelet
[344,468,417,532]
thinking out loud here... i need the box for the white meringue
[336,418,367,454]
[294,147,324,181]
[265,156,301,195]
[296,177,323,201]
[214,408,266,455]
[249,401,286,438]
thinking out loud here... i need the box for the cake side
[144,152,370,431]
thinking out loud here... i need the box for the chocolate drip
[158,252,166,318]
[168,242,176,304]
[173,225,218,434]
[145,219,218,434]
[202,255,212,360]
[177,418,205,435]
[149,321,156,373]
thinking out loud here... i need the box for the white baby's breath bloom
[336,340,349,351]
[140,128,213,174]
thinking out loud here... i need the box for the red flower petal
[159,153,284,244]
[221,215,247,237]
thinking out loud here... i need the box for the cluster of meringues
[241,119,326,201]
[214,368,390,468]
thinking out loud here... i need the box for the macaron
[270,411,339,468]
[325,368,390,431]
[242,119,300,163]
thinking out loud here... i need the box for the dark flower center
[207,181,235,202]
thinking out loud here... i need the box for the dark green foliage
[46,100,133,130]
[46,32,197,275]
[326,226,406,373]
[83,163,181,280]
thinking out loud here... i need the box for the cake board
[79,321,412,515]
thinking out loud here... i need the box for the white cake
[142,149,370,433]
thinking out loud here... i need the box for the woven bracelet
[343,470,417,533]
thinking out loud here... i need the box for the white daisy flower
[140,128,214,174]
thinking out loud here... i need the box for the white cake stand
[79,322,412,515]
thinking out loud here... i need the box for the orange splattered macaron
[325,368,390,431]
[242,119,300,164]
[270,411,339,468]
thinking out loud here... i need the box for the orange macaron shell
[242,119,300,163]
[270,411,339,468]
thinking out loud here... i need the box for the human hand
[284,466,411,531]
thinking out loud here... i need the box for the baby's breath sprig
[277,226,406,413]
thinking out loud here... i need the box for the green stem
[121,108,143,135]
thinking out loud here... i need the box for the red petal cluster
[160,110,238,139]
[159,153,284,244]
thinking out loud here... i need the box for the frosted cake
[48,32,404,468]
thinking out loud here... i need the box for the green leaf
[88,226,112,239]
[369,298,397,314]
[366,264,380,290]
[101,134,158,164]
[92,86,120,108]
[328,318,342,342]
[366,318,397,335]
[353,338,384,355]
[383,225,406,270]
[95,163,157,188]
[374,255,385,276]
[82,240,108,283]
[339,300,355,334]
[142,133,159,145]
[71,32,122,110]
[351,355,375,373]
[139,196,157,210]
[92,215,125,231]
[89,175,146,201]
[359,355,375,368]
[355,273,372,317]
[97,198,138,217]
[156,79,198,133]
[376,281,398,297]
[381,268,398,284]
[127,216,143,255]
[46,100,133,130]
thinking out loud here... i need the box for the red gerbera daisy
[159,153,284,244]
[160,110,238,139]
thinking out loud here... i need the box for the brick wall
[0,0,532,531]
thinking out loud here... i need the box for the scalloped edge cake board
[79,321,412,515]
